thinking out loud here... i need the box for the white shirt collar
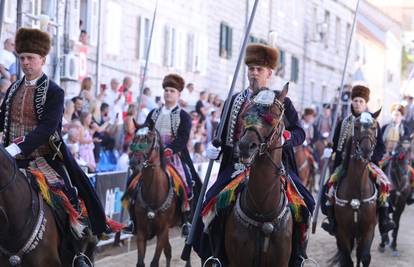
[24,74,43,86]
[161,105,178,114]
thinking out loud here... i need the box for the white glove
[322,148,333,159]
[303,140,308,146]
[206,142,221,160]
[322,132,329,138]
[5,143,22,157]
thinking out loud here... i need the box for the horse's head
[351,109,381,161]
[393,134,413,163]
[129,126,163,173]
[238,84,287,166]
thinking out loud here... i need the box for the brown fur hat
[391,103,405,115]
[15,27,51,57]
[303,108,316,118]
[245,43,279,69]
[351,85,370,102]
[162,74,185,92]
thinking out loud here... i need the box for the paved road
[96,205,414,266]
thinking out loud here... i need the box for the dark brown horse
[224,87,292,267]
[0,145,96,267]
[294,145,316,192]
[331,110,381,267]
[129,127,190,267]
[379,136,412,256]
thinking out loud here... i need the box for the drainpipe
[95,0,102,96]
[0,0,5,38]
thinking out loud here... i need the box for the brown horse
[224,87,292,267]
[0,145,96,267]
[379,136,412,256]
[129,127,190,267]
[331,110,381,267]
[294,145,316,192]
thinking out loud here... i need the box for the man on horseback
[321,85,396,236]
[382,104,414,205]
[0,28,107,266]
[300,107,320,169]
[124,74,200,237]
[193,43,315,266]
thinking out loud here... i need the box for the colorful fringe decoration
[106,217,124,232]
[367,163,390,205]
[409,165,414,188]
[167,163,190,212]
[202,169,249,228]
[327,166,345,188]
[31,169,87,238]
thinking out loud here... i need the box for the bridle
[130,129,161,171]
[350,122,377,163]
[241,99,285,172]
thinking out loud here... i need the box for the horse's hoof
[150,262,158,267]
[392,250,399,257]
[378,245,385,253]
[185,261,191,267]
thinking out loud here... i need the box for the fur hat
[245,43,279,69]
[162,74,185,92]
[351,85,370,102]
[303,108,315,117]
[15,28,51,57]
[391,103,405,115]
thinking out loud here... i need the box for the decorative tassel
[106,217,124,232]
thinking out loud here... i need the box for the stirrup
[72,253,93,267]
[203,256,222,267]
[300,256,319,267]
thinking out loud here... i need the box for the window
[105,1,121,55]
[310,81,315,103]
[4,0,16,23]
[275,49,286,77]
[345,23,351,47]
[311,6,318,40]
[80,0,99,46]
[186,33,195,71]
[31,0,42,28]
[321,85,327,103]
[290,56,299,83]
[219,23,232,59]
[164,25,176,67]
[324,10,330,48]
[335,17,341,53]
[136,16,151,60]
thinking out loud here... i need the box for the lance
[136,0,159,119]
[181,0,260,261]
[312,0,361,234]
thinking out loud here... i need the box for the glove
[303,140,308,146]
[322,132,329,138]
[5,143,22,157]
[164,148,173,158]
[322,148,333,159]
[206,142,221,160]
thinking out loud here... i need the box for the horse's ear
[372,107,382,119]
[277,82,289,102]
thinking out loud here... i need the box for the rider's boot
[321,204,336,236]
[181,210,192,238]
[407,190,414,205]
[73,254,92,267]
[123,202,136,234]
[378,205,396,234]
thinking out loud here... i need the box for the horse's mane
[153,128,166,171]
[342,135,354,178]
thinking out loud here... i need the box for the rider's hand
[322,148,333,159]
[303,140,308,146]
[5,143,21,157]
[164,148,173,158]
[206,142,221,160]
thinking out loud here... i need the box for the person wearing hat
[300,107,320,169]
[123,74,200,236]
[381,104,414,204]
[192,43,314,266]
[321,85,395,236]
[316,103,333,140]
[0,28,107,266]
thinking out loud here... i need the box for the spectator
[0,64,10,80]
[180,83,197,110]
[137,99,149,124]
[71,96,83,120]
[119,76,133,104]
[142,87,157,110]
[316,103,333,139]
[79,77,93,111]
[0,78,11,105]
[195,91,208,122]
[116,143,130,171]
[79,111,96,172]
[62,99,75,132]
[191,142,207,163]
[67,143,89,173]
[0,38,16,69]
[124,103,137,144]
[79,30,89,45]
[103,78,120,108]
[190,110,200,126]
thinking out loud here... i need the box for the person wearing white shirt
[179,83,198,111]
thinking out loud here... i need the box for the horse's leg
[391,204,404,256]
[163,231,172,267]
[136,230,146,267]
[150,227,168,267]
[359,226,375,267]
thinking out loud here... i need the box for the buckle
[259,143,267,155]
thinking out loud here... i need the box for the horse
[330,110,381,267]
[0,145,96,267]
[224,87,293,267]
[128,126,191,267]
[294,145,316,192]
[378,135,412,256]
